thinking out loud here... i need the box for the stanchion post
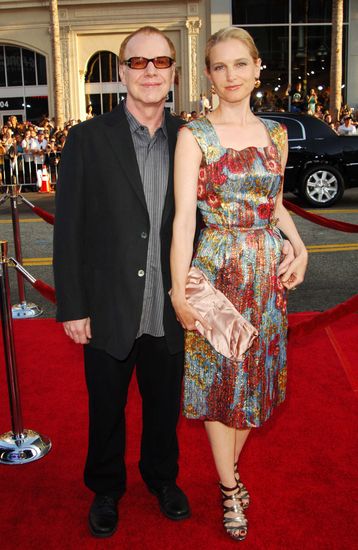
[9,185,26,304]
[9,185,42,318]
[0,240,51,464]
[0,241,24,438]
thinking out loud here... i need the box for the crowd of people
[253,82,357,133]
[177,84,358,132]
[0,115,79,189]
[1,86,357,190]
[165,94,358,132]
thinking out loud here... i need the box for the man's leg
[83,344,137,499]
[136,335,183,487]
[136,335,189,520]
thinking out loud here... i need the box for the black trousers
[83,335,184,499]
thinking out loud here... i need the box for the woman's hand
[171,296,211,331]
[280,249,308,290]
[277,239,295,277]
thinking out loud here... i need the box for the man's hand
[278,239,295,277]
[63,317,91,344]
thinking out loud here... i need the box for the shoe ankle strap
[219,481,238,493]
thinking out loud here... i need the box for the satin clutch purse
[185,267,258,361]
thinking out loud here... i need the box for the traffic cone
[39,165,50,193]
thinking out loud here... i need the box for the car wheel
[300,165,344,207]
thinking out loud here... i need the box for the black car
[258,112,358,207]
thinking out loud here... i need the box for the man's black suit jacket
[53,103,185,360]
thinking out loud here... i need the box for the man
[54,25,294,539]
[337,115,357,136]
[21,127,36,190]
[199,93,211,115]
[31,130,48,188]
[289,82,303,113]
[54,26,189,538]
[45,137,60,187]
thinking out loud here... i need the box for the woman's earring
[210,84,216,95]
[254,79,261,89]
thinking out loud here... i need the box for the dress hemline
[182,397,286,429]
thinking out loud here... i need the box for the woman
[85,104,94,120]
[0,138,6,188]
[170,27,307,541]
[307,88,317,115]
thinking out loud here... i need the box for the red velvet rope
[33,279,56,304]
[289,293,358,341]
[28,199,357,231]
[25,198,357,334]
[30,276,357,340]
[283,199,358,233]
[32,206,55,225]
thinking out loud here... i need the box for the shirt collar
[123,100,168,139]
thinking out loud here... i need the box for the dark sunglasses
[123,56,174,70]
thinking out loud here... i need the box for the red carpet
[0,315,357,550]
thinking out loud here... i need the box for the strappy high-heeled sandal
[219,482,248,541]
[234,462,250,510]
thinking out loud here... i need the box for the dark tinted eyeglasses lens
[126,57,172,69]
[129,57,147,69]
[153,57,172,68]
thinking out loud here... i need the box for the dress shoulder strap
[261,118,288,160]
[184,117,222,164]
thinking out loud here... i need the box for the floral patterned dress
[183,117,288,428]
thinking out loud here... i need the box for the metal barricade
[0,152,60,193]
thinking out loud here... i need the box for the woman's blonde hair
[205,27,259,70]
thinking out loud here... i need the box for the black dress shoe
[149,483,190,520]
[88,494,119,538]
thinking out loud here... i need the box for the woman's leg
[205,421,247,540]
[234,428,251,465]
[234,429,251,508]
[205,420,236,487]
[204,423,251,483]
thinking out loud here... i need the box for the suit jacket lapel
[161,111,181,228]
[103,103,147,212]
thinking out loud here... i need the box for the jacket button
[141,232,148,239]
[138,269,145,277]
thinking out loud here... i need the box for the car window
[262,116,305,140]
[280,118,305,140]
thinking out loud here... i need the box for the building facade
[0,0,356,124]
[0,0,226,124]
[232,0,357,113]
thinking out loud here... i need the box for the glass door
[0,109,24,125]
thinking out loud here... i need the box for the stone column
[186,17,202,110]
[60,25,71,122]
[78,69,87,121]
[210,0,232,34]
[347,0,358,110]
[208,0,232,109]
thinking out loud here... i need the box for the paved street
[0,188,357,319]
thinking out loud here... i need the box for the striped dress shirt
[125,104,169,338]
